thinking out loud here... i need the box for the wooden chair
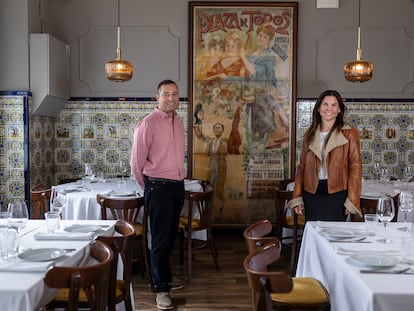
[179,183,219,283]
[30,183,52,219]
[44,240,114,311]
[274,187,305,275]
[96,194,150,283]
[244,242,330,311]
[97,220,136,311]
[243,219,281,255]
[352,194,400,222]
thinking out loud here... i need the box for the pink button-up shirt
[130,108,185,188]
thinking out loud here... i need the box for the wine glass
[119,160,128,180]
[380,167,390,183]
[398,191,414,231]
[50,188,67,218]
[376,196,395,243]
[403,166,413,182]
[7,201,29,233]
[373,162,381,178]
[85,163,94,179]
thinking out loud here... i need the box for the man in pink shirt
[130,79,185,310]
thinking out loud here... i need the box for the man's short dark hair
[157,79,179,94]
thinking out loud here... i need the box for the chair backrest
[30,183,52,219]
[184,183,214,231]
[97,194,144,223]
[243,220,281,255]
[359,194,399,222]
[274,187,293,238]
[97,220,136,311]
[44,240,114,311]
[243,243,293,311]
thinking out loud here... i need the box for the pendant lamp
[344,0,373,83]
[105,0,133,82]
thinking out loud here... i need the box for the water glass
[401,237,414,264]
[45,211,61,233]
[0,229,18,259]
[118,179,126,192]
[364,214,378,236]
[96,172,105,182]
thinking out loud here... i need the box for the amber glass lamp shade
[105,57,133,82]
[344,59,373,83]
[105,23,133,82]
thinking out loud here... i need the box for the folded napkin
[0,259,53,272]
[34,232,95,240]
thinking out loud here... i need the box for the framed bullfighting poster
[188,2,297,225]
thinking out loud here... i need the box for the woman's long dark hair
[305,90,346,143]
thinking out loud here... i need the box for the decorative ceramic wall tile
[0,93,30,207]
[53,99,188,183]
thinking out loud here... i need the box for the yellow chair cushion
[53,288,89,302]
[133,223,143,236]
[179,217,200,229]
[53,280,125,303]
[271,277,329,305]
[285,215,305,227]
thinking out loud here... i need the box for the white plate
[111,191,136,197]
[350,254,398,269]
[322,228,356,240]
[64,225,104,233]
[18,248,66,262]
[63,187,82,192]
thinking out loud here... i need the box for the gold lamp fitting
[344,1,373,83]
[105,1,133,82]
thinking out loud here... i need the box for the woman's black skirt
[303,179,347,221]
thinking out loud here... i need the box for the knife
[360,267,412,274]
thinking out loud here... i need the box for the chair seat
[270,277,330,305]
[53,279,126,303]
[179,216,200,229]
[285,215,305,227]
[133,223,143,236]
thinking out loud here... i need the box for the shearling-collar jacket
[287,125,362,216]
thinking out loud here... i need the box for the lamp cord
[117,0,120,27]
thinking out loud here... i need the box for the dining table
[0,219,118,311]
[53,177,206,240]
[53,177,203,220]
[296,221,414,311]
[287,179,414,222]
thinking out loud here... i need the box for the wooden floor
[132,230,291,311]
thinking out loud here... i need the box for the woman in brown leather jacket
[287,90,362,221]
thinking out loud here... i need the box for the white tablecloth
[0,219,117,311]
[54,178,203,220]
[53,178,206,240]
[296,221,414,311]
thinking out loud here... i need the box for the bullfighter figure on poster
[190,2,297,225]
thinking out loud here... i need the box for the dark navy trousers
[144,178,184,292]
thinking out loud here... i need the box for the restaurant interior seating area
[2,0,414,310]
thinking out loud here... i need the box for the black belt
[146,176,182,183]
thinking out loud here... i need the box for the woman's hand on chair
[294,205,304,215]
